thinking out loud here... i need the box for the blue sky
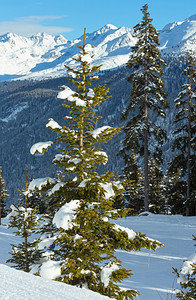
[0,0,195,39]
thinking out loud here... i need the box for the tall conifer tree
[121,4,167,211]
[7,171,42,272]
[169,55,196,216]
[31,28,163,299]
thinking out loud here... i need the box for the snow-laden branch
[57,86,74,99]
[53,200,80,230]
[46,118,62,130]
[30,141,53,155]
[81,54,92,64]
[8,204,33,218]
[28,177,55,192]
[101,262,120,288]
[114,224,136,240]
[38,236,57,250]
[99,183,115,199]
[48,182,65,196]
[87,88,95,98]
[84,44,94,52]
[57,86,86,107]
[90,126,112,138]
[95,151,108,165]
[52,154,70,163]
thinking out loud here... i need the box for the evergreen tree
[27,191,46,214]
[174,235,196,299]
[121,4,167,211]
[165,164,186,215]
[118,151,144,214]
[169,55,196,216]
[7,171,42,272]
[0,166,9,224]
[31,28,163,299]
[149,158,165,213]
[27,176,58,214]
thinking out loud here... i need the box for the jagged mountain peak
[159,15,196,54]
[0,15,195,81]
[94,24,118,35]
[162,14,196,32]
[162,21,184,32]
[31,32,51,38]
[30,32,67,43]
[30,32,62,44]
[0,32,27,43]
[54,34,68,44]
[1,32,17,39]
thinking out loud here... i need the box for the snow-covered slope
[0,264,111,300]
[0,15,195,81]
[159,14,196,54]
[0,25,135,81]
[0,32,68,80]
[1,214,196,300]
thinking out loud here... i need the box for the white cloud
[0,16,73,37]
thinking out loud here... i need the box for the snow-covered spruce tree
[7,172,42,272]
[0,166,9,224]
[168,55,196,216]
[174,235,196,299]
[31,28,163,299]
[120,4,167,212]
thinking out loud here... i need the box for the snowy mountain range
[0,14,195,81]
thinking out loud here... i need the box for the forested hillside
[0,55,189,204]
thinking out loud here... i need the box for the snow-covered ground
[0,213,195,300]
[0,263,111,300]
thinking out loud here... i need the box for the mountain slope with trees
[0,54,193,206]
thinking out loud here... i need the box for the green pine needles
[29,28,163,299]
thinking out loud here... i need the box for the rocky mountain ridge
[0,14,195,81]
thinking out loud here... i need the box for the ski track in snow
[117,249,187,261]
